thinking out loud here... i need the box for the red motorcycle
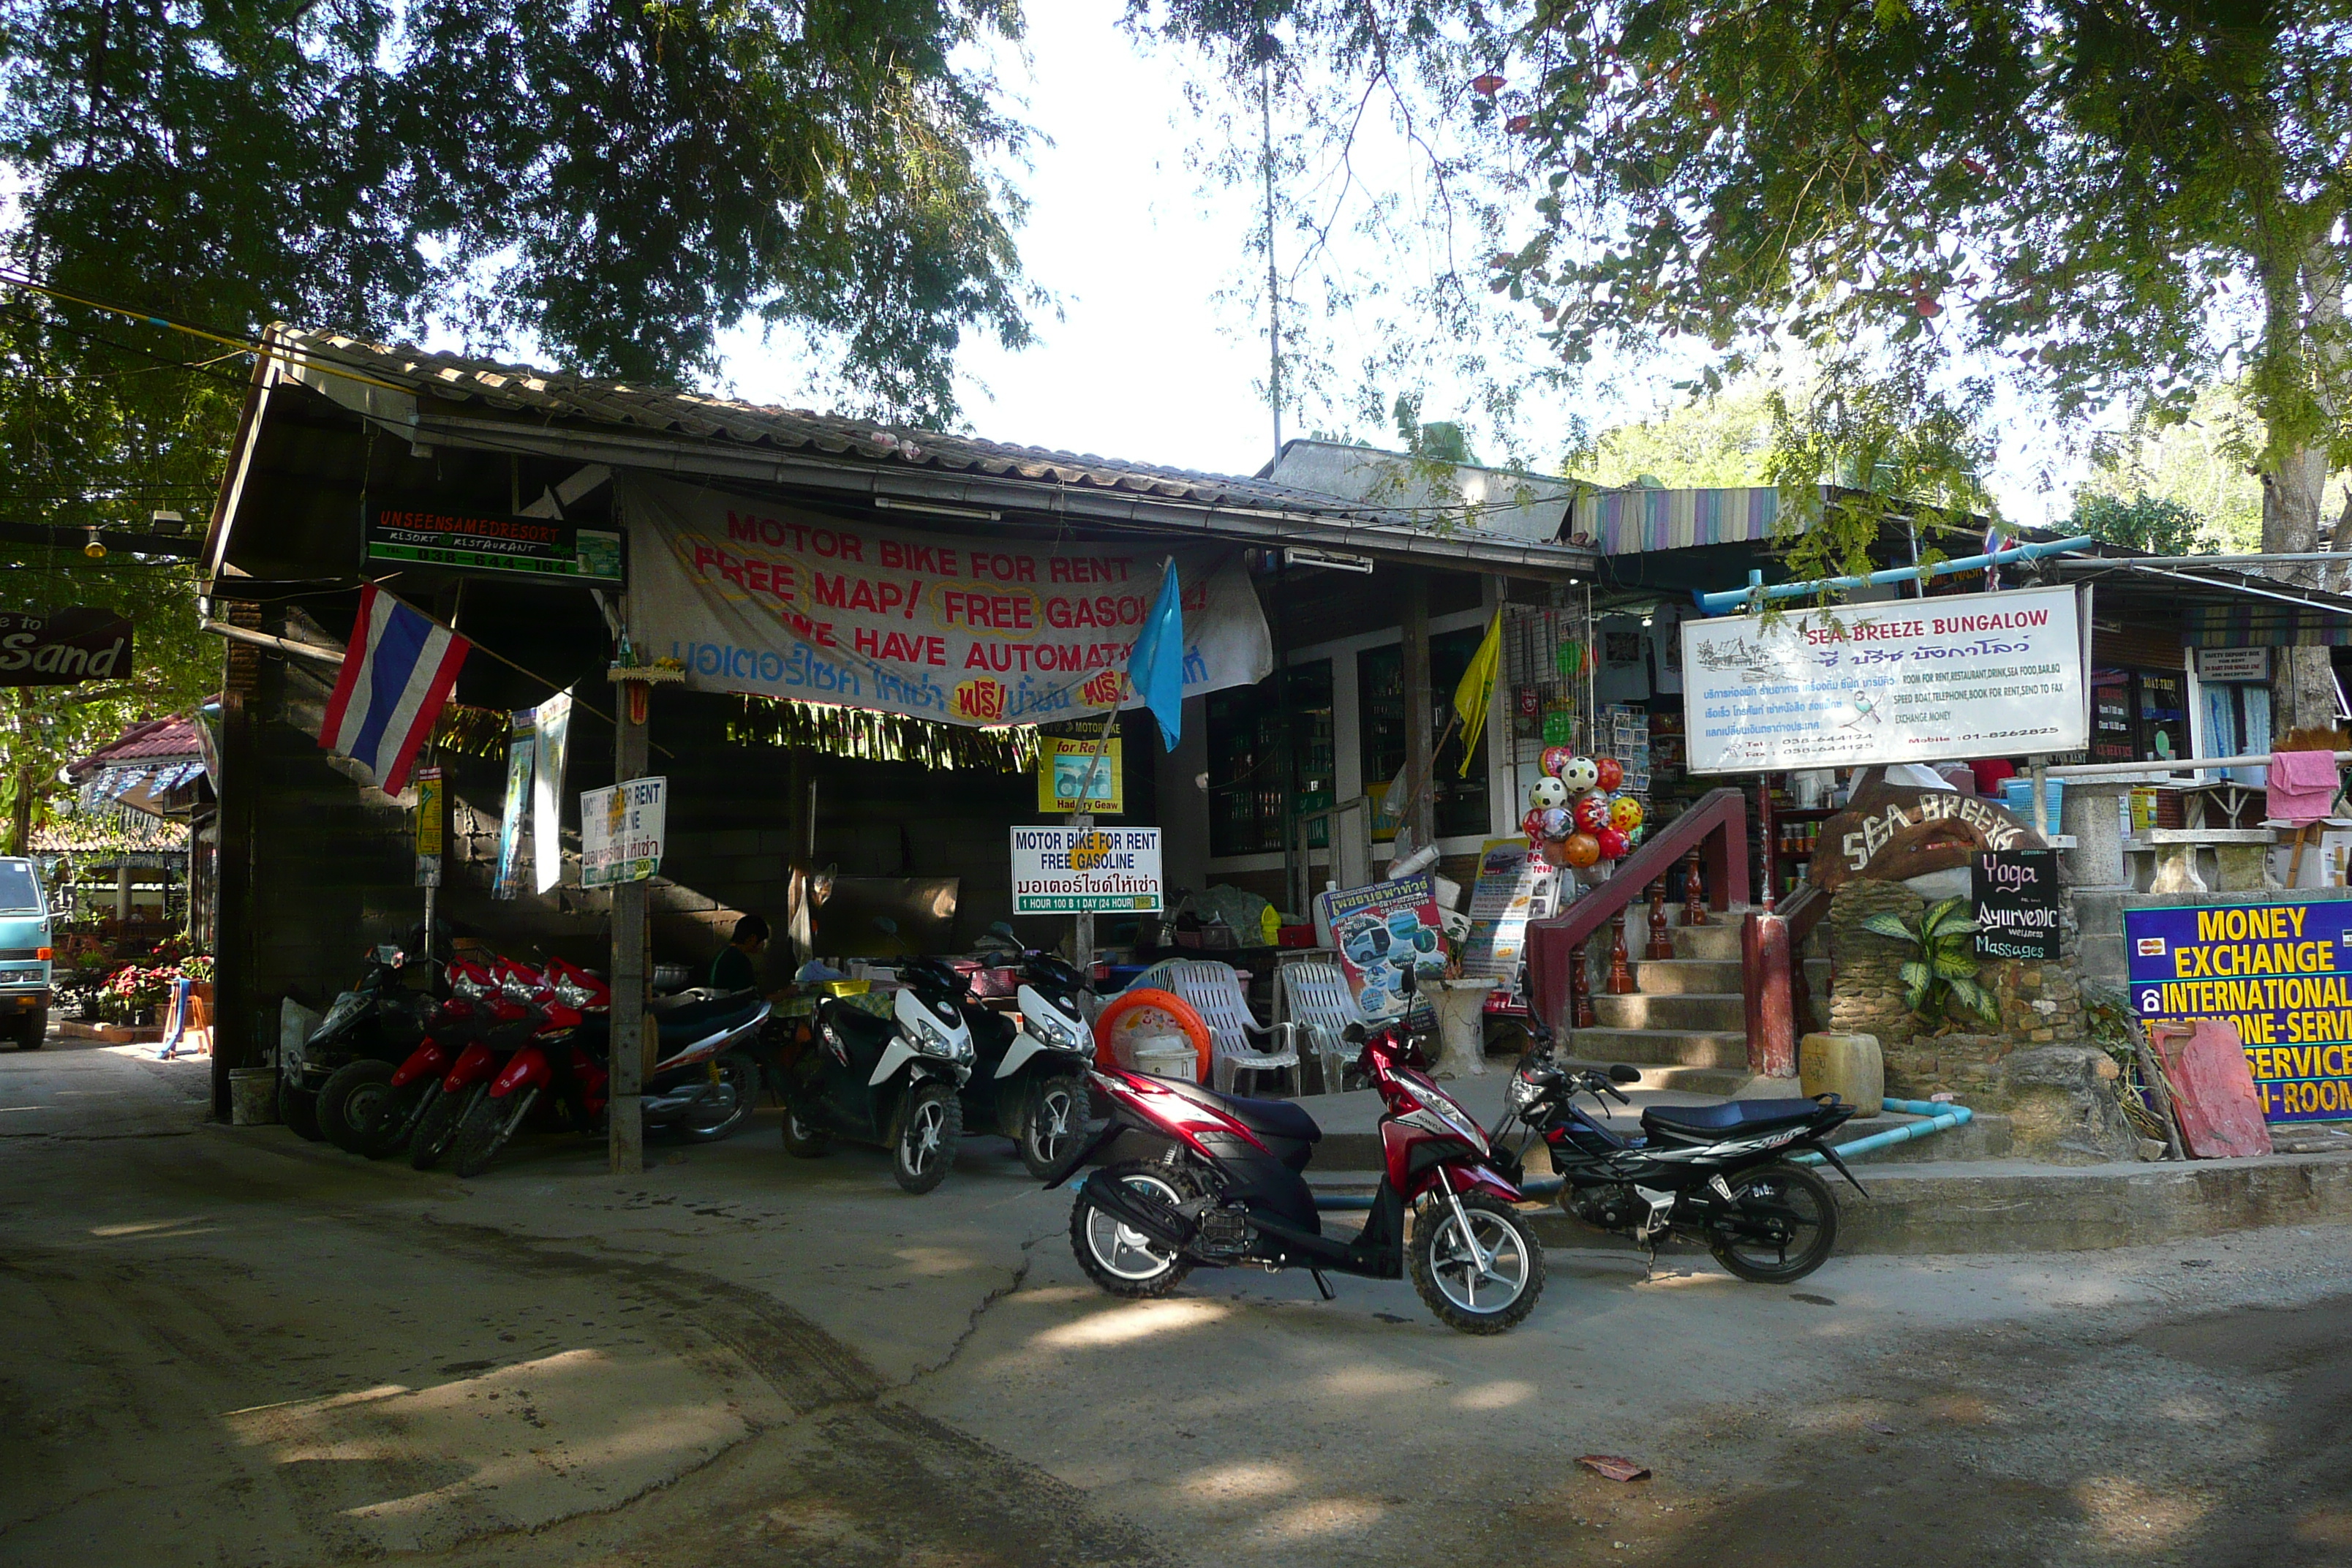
[1048,982,1545,1334]
[406,958,578,1170]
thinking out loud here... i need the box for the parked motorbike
[1495,1014,1864,1284]
[778,956,974,1192]
[958,946,1096,1178]
[1049,973,1547,1335]
[342,957,576,1166]
[284,947,441,1142]
[449,982,771,1177]
[321,956,505,1158]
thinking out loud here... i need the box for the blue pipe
[1792,1096,1971,1165]
[1693,537,2095,615]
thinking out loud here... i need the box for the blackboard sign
[365,502,624,584]
[1973,848,2061,960]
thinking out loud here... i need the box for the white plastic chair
[1163,959,1300,1096]
[1277,961,1362,1093]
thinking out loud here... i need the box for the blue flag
[1128,562,1186,748]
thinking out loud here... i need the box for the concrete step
[1589,991,1746,1032]
[1663,920,1742,962]
[1827,1110,2012,1164]
[1567,1062,1752,1096]
[1628,956,1742,995]
[1561,1025,1749,1071]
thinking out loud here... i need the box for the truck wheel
[16,1006,45,1049]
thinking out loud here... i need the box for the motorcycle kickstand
[1308,1267,1336,1302]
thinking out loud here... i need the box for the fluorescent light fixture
[873,497,1002,522]
[1284,546,1375,573]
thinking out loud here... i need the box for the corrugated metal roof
[276,328,1364,519]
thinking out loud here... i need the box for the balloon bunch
[1521,750,1646,870]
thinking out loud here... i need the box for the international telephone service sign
[2125,900,2352,1123]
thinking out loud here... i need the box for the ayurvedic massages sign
[624,478,1272,725]
[1678,584,2087,773]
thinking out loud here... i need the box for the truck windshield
[0,862,42,915]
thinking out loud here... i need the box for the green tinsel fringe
[431,703,512,760]
[728,697,1041,774]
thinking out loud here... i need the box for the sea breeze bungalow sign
[2126,900,2352,1123]
[1680,584,2087,773]
[622,477,1272,726]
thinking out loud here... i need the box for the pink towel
[2267,750,2341,825]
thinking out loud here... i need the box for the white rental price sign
[1681,584,2087,774]
[1011,826,1164,914]
[580,776,668,888]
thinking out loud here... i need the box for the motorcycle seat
[1213,1090,1322,1145]
[1641,1098,1823,1134]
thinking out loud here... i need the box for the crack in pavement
[899,1226,1058,1391]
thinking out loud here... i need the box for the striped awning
[1577,486,1787,556]
[2183,603,2352,648]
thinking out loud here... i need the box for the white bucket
[229,1068,279,1126]
[1132,1035,1198,1082]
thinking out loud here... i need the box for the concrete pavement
[3,1034,2348,1567]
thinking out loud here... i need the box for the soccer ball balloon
[1593,755,1625,791]
[1558,755,1599,793]
[1529,775,1569,811]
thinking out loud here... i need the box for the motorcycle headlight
[1032,1011,1085,1052]
[1507,1076,1539,1112]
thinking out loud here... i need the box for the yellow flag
[1452,610,1504,776]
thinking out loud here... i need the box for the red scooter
[1047,974,1545,1334]
[407,958,578,1169]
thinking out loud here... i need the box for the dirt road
[1,1037,2345,1566]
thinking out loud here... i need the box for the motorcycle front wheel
[1017,1074,1086,1180]
[1708,1162,1839,1284]
[1409,1191,1545,1335]
[452,1088,534,1179]
[890,1081,962,1193]
[318,1059,395,1156]
[780,1101,831,1157]
[410,1082,476,1169]
[1070,1161,1197,1299]
[354,1079,431,1159]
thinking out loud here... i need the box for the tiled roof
[68,715,203,780]
[276,328,1362,518]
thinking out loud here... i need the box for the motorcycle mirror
[1398,965,1417,996]
[1608,1063,1642,1084]
[989,920,1016,940]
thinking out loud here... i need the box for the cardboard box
[2266,828,2352,889]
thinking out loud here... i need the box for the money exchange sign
[2126,900,2352,1123]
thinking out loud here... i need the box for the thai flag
[319,586,470,795]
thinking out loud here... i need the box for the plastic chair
[1277,961,1362,1093]
[1162,959,1299,1096]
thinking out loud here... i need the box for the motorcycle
[1494,1012,1865,1284]
[958,947,1097,1179]
[287,947,441,1144]
[325,956,510,1159]
[778,956,974,1193]
[396,959,586,1168]
[449,981,772,1177]
[1048,974,1547,1335]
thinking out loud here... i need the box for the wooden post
[211,600,263,1121]
[608,675,649,1177]
[1742,908,1797,1077]
[1401,574,1435,851]
[1571,941,1597,1028]
[1605,910,1636,994]
[1646,878,1670,960]
[1683,846,1708,926]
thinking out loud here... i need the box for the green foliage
[1572,377,1776,490]
[0,0,1036,420]
[1858,897,1999,1032]
[2070,493,2215,558]
[2078,385,2266,552]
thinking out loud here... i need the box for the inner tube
[1090,987,1211,1082]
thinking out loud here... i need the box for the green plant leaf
[1858,913,1920,943]
[1932,949,1980,979]
[1947,978,2001,1024]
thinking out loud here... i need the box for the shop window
[1207,662,1334,857]
[1358,630,1491,841]
[2090,668,2195,766]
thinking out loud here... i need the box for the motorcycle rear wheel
[1708,1163,1839,1284]
[1409,1191,1545,1335]
[780,1103,831,1157]
[318,1059,396,1156]
[1017,1074,1086,1180]
[1071,1162,1198,1299]
[891,1082,962,1194]
[672,1053,758,1145]
[411,1083,475,1170]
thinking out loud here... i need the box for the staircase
[1566,907,1830,1095]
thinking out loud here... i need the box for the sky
[709,6,2085,527]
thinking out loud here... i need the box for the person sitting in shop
[708,913,769,995]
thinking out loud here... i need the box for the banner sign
[1681,584,2086,773]
[529,690,573,894]
[366,502,623,584]
[581,776,668,888]
[492,721,533,900]
[414,767,444,888]
[0,607,132,687]
[2125,900,2352,1122]
[623,477,1273,726]
[1010,826,1162,913]
[1460,839,1551,984]
[1972,848,2060,960]
[1318,875,1444,1024]
[1038,736,1124,813]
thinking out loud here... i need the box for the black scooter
[777,957,976,1193]
[1495,1013,1866,1283]
[280,949,441,1141]
[958,945,1097,1178]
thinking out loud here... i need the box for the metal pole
[609,682,648,1177]
[1261,56,1283,464]
[1693,535,2098,615]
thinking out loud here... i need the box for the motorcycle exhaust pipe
[1077,1170,1196,1251]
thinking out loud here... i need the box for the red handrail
[1524,786,1749,1034]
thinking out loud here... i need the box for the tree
[2070,493,2214,558]
[0,0,1036,420]
[2081,385,2265,553]
[1575,376,1776,489]
[1483,0,2351,727]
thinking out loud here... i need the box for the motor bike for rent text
[1049,991,1547,1335]
[779,957,974,1193]
[450,982,770,1177]
[287,948,441,1143]
[1494,1014,1864,1284]
[957,947,1097,1178]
